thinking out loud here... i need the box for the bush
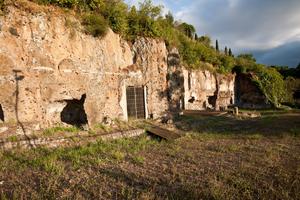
[101,1,128,34]
[284,76,300,105]
[82,13,108,37]
[232,65,247,74]
[219,55,235,73]
[253,67,286,107]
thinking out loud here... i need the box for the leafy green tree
[100,0,128,34]
[134,0,162,37]
[165,11,174,25]
[139,0,162,19]
[235,54,257,72]
[127,6,139,38]
[237,54,256,62]
[198,35,211,47]
[219,55,235,73]
[178,22,196,39]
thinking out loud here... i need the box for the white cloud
[174,0,300,51]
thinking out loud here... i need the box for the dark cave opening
[60,94,88,128]
[208,95,217,108]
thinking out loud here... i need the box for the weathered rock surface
[235,73,271,109]
[183,69,235,110]
[0,3,239,129]
[0,4,168,128]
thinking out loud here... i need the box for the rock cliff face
[0,4,236,129]
[0,4,169,127]
[183,69,235,111]
[235,73,271,109]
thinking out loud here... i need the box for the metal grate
[126,86,146,119]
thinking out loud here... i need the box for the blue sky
[125,0,300,67]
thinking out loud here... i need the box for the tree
[297,62,300,69]
[235,54,257,72]
[216,40,219,52]
[237,54,256,62]
[101,0,128,34]
[220,55,235,73]
[229,48,233,57]
[194,33,198,40]
[139,0,162,19]
[178,22,196,39]
[225,46,228,55]
[165,11,174,25]
[127,0,163,37]
[198,35,211,47]
[127,6,139,37]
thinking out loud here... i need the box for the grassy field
[0,112,299,199]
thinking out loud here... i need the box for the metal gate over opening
[126,86,146,119]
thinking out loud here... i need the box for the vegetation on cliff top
[1,0,291,107]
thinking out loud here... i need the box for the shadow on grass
[173,114,300,137]
[99,167,206,200]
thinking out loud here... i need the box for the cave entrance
[60,94,88,128]
[126,86,146,119]
[208,95,217,108]
[0,104,4,122]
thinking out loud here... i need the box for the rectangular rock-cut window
[126,86,146,119]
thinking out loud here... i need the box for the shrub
[51,0,79,8]
[218,55,235,74]
[232,65,247,74]
[284,76,300,105]
[252,67,286,107]
[101,1,128,34]
[82,13,108,37]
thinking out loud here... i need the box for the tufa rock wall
[234,73,271,109]
[183,69,235,111]
[0,5,169,128]
[0,4,239,129]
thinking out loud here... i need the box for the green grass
[7,135,18,142]
[93,123,111,132]
[1,135,157,172]
[43,126,80,136]
[131,155,145,165]
[0,114,299,199]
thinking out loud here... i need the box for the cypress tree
[229,48,233,57]
[195,33,198,41]
[216,40,219,52]
[225,46,228,55]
